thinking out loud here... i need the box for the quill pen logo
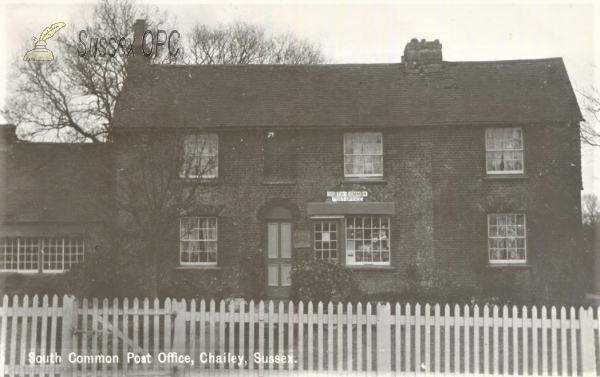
[23,22,66,61]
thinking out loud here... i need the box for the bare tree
[582,193,600,225]
[187,21,327,65]
[4,1,327,143]
[578,89,600,147]
[4,0,176,143]
[67,130,222,298]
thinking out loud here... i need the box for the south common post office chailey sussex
[0,20,586,301]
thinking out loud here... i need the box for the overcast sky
[0,0,598,193]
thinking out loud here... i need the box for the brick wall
[111,122,583,302]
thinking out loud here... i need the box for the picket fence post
[60,295,76,377]
[172,299,187,374]
[579,307,597,376]
[376,303,391,373]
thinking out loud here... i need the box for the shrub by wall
[290,259,357,303]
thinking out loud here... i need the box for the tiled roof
[0,142,111,223]
[113,58,582,128]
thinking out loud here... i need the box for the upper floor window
[264,131,295,182]
[344,133,383,178]
[485,128,523,174]
[488,214,526,264]
[0,237,85,273]
[180,217,217,265]
[181,134,218,179]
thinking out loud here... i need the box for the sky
[0,0,598,194]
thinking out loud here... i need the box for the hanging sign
[327,191,368,202]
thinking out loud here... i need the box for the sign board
[327,191,368,202]
[293,230,311,248]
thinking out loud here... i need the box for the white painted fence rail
[0,295,598,376]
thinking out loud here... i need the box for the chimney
[129,19,150,70]
[402,38,443,72]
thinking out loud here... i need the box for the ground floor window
[180,217,218,265]
[0,237,85,273]
[314,221,338,260]
[313,216,390,266]
[346,216,390,265]
[488,214,526,264]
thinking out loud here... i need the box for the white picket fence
[0,295,598,376]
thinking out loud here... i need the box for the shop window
[312,216,391,266]
[346,216,390,265]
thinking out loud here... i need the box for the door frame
[264,206,294,299]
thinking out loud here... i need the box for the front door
[266,222,292,298]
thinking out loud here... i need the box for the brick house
[0,23,585,302]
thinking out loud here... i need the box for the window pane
[344,133,383,177]
[314,221,338,260]
[268,265,279,286]
[485,128,523,173]
[488,214,526,263]
[268,223,278,258]
[281,264,292,286]
[281,223,292,258]
[181,134,218,178]
[180,217,218,265]
[0,237,84,272]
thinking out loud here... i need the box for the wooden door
[266,222,292,298]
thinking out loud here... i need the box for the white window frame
[485,128,524,174]
[345,216,391,266]
[487,214,527,264]
[0,237,85,273]
[314,220,339,260]
[181,134,218,179]
[344,132,383,178]
[180,217,218,266]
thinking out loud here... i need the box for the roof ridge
[142,57,564,70]
[443,57,563,65]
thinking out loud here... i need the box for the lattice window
[0,237,85,272]
[314,221,338,260]
[42,238,85,271]
[488,214,527,264]
[180,217,218,265]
